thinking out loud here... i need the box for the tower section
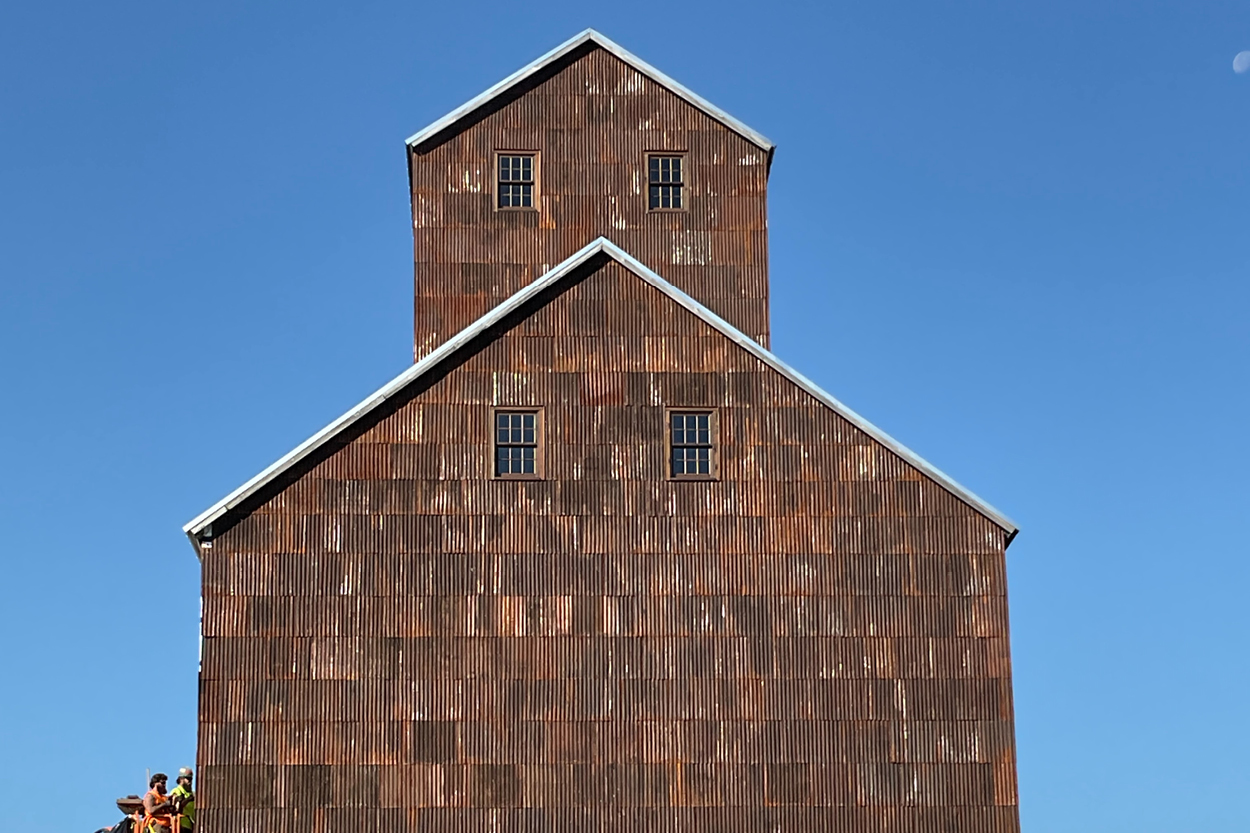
[406,32,774,361]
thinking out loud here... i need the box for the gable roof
[404,29,775,158]
[183,237,1018,554]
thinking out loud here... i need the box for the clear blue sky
[2,1,1247,830]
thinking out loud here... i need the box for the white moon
[1234,51,1250,73]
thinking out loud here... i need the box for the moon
[1235,51,1250,73]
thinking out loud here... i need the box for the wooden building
[185,29,1022,832]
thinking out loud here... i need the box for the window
[648,155,684,210]
[497,154,535,208]
[495,410,540,477]
[669,411,715,477]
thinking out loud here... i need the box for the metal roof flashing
[403,29,775,155]
[183,237,1017,555]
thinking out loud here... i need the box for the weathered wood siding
[409,42,771,361]
[198,259,1020,832]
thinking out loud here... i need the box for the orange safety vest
[144,789,175,830]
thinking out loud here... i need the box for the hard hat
[178,767,194,779]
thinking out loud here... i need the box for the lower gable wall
[197,262,1019,832]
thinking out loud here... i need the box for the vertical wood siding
[198,261,1020,832]
[409,44,771,361]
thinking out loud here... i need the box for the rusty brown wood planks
[197,260,1019,832]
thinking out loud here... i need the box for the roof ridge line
[403,29,775,155]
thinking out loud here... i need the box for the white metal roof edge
[403,28,775,154]
[182,236,611,546]
[184,235,1016,552]
[600,243,1019,538]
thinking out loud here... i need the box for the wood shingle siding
[196,260,1019,831]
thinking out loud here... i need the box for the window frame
[492,407,545,480]
[494,151,539,212]
[666,408,719,481]
[646,152,688,212]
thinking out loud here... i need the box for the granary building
[184,29,1022,832]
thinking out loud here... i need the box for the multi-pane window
[495,411,539,476]
[498,154,535,208]
[648,155,684,210]
[670,411,713,477]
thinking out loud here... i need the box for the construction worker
[170,768,195,831]
[142,773,174,833]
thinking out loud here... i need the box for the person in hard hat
[170,768,195,831]
[142,774,174,833]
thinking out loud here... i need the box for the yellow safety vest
[170,785,194,829]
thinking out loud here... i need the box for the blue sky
[2,1,1247,830]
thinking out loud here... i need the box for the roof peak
[404,29,775,156]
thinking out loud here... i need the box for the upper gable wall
[408,44,771,362]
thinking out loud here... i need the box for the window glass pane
[672,158,682,182]
[496,412,539,474]
[671,412,714,476]
[649,157,659,181]
[498,156,535,201]
[672,188,682,209]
